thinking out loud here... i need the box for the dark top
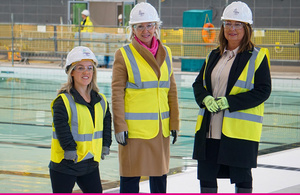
[49,88,112,176]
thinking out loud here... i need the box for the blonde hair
[218,23,254,55]
[57,62,99,95]
[127,21,162,41]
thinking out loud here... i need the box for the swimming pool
[0,66,299,192]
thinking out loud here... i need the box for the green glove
[216,97,229,110]
[203,95,219,113]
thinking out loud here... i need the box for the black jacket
[49,88,112,176]
[192,47,271,168]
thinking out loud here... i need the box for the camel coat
[112,38,180,177]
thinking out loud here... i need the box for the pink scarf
[134,36,159,57]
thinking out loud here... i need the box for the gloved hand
[64,150,78,163]
[115,131,128,146]
[202,95,220,113]
[216,97,229,110]
[101,146,110,160]
[171,130,179,144]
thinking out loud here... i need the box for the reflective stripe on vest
[198,108,205,116]
[224,110,263,123]
[52,93,106,141]
[125,111,170,120]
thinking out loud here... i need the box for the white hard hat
[129,2,160,25]
[118,14,122,20]
[81,9,90,16]
[221,1,253,24]
[64,46,98,73]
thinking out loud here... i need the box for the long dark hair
[218,22,254,55]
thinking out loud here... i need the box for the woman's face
[71,60,94,89]
[223,20,245,48]
[132,22,156,47]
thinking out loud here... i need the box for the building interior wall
[0,0,299,28]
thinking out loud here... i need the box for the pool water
[0,67,299,193]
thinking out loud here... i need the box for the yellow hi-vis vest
[81,16,94,32]
[50,92,107,163]
[195,47,270,142]
[120,43,173,139]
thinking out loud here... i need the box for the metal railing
[0,23,299,66]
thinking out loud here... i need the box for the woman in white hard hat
[118,14,123,26]
[81,9,94,32]
[111,2,180,193]
[49,46,112,193]
[192,1,271,193]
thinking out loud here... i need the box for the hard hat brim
[129,20,160,25]
[221,17,253,25]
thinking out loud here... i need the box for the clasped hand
[216,96,229,111]
[203,96,229,113]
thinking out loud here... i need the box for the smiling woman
[112,2,180,193]
[223,20,245,50]
[192,1,271,193]
[49,46,112,193]
[132,22,156,47]
[71,61,95,98]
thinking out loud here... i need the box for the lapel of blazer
[205,49,221,93]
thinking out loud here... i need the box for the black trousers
[120,174,167,193]
[49,168,103,193]
[198,139,252,189]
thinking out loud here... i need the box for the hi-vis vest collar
[123,44,172,89]
[53,93,106,141]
